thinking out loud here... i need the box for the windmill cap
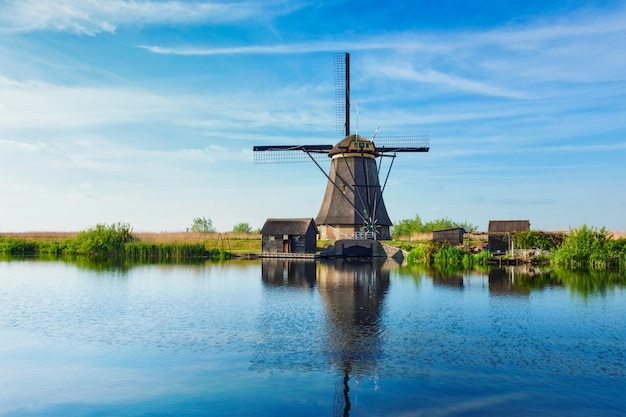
[328,134,376,157]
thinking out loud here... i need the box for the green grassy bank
[394,226,626,270]
[2,223,625,271]
[0,223,261,261]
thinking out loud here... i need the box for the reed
[123,242,229,261]
[405,241,492,269]
[552,225,626,269]
[0,224,242,261]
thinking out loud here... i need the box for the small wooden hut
[432,228,466,245]
[261,218,318,254]
[488,220,530,254]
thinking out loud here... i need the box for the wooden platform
[257,252,319,259]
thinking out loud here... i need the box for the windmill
[253,53,429,241]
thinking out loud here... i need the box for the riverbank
[2,225,625,269]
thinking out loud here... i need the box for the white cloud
[374,64,530,99]
[0,77,172,129]
[0,74,336,135]
[0,0,290,35]
[0,139,43,152]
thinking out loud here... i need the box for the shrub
[433,244,468,265]
[0,237,37,255]
[515,230,564,251]
[406,244,434,264]
[473,249,491,265]
[64,222,135,257]
[552,225,624,269]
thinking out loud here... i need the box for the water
[0,259,624,416]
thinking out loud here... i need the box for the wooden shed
[488,220,530,254]
[433,228,466,245]
[261,218,318,254]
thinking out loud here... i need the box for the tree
[392,213,478,239]
[190,217,215,233]
[392,214,423,238]
[232,222,252,233]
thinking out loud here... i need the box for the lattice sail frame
[253,145,332,164]
[253,135,430,164]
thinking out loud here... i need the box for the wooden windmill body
[315,135,392,240]
[253,53,429,241]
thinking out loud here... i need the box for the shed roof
[261,218,317,235]
[433,227,466,233]
[488,220,530,233]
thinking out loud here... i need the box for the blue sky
[1,0,625,233]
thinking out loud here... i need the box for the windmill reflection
[318,259,389,417]
[260,259,389,416]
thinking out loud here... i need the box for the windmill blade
[374,135,430,153]
[333,52,350,136]
[253,145,332,164]
[372,154,396,226]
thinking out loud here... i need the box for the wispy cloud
[138,6,626,99]
[0,0,294,35]
[139,4,626,55]
[0,139,43,152]
[0,77,170,128]
[139,40,394,56]
[374,64,530,99]
[0,74,335,167]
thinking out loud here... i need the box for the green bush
[473,249,491,265]
[64,223,135,257]
[552,225,625,269]
[515,230,564,251]
[433,245,468,265]
[406,244,434,264]
[1,223,236,261]
[0,237,38,255]
[405,241,492,270]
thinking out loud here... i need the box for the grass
[134,232,262,254]
[0,227,262,260]
[3,225,625,270]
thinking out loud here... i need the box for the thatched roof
[261,218,317,235]
[488,220,530,233]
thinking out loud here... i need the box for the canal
[0,258,624,416]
